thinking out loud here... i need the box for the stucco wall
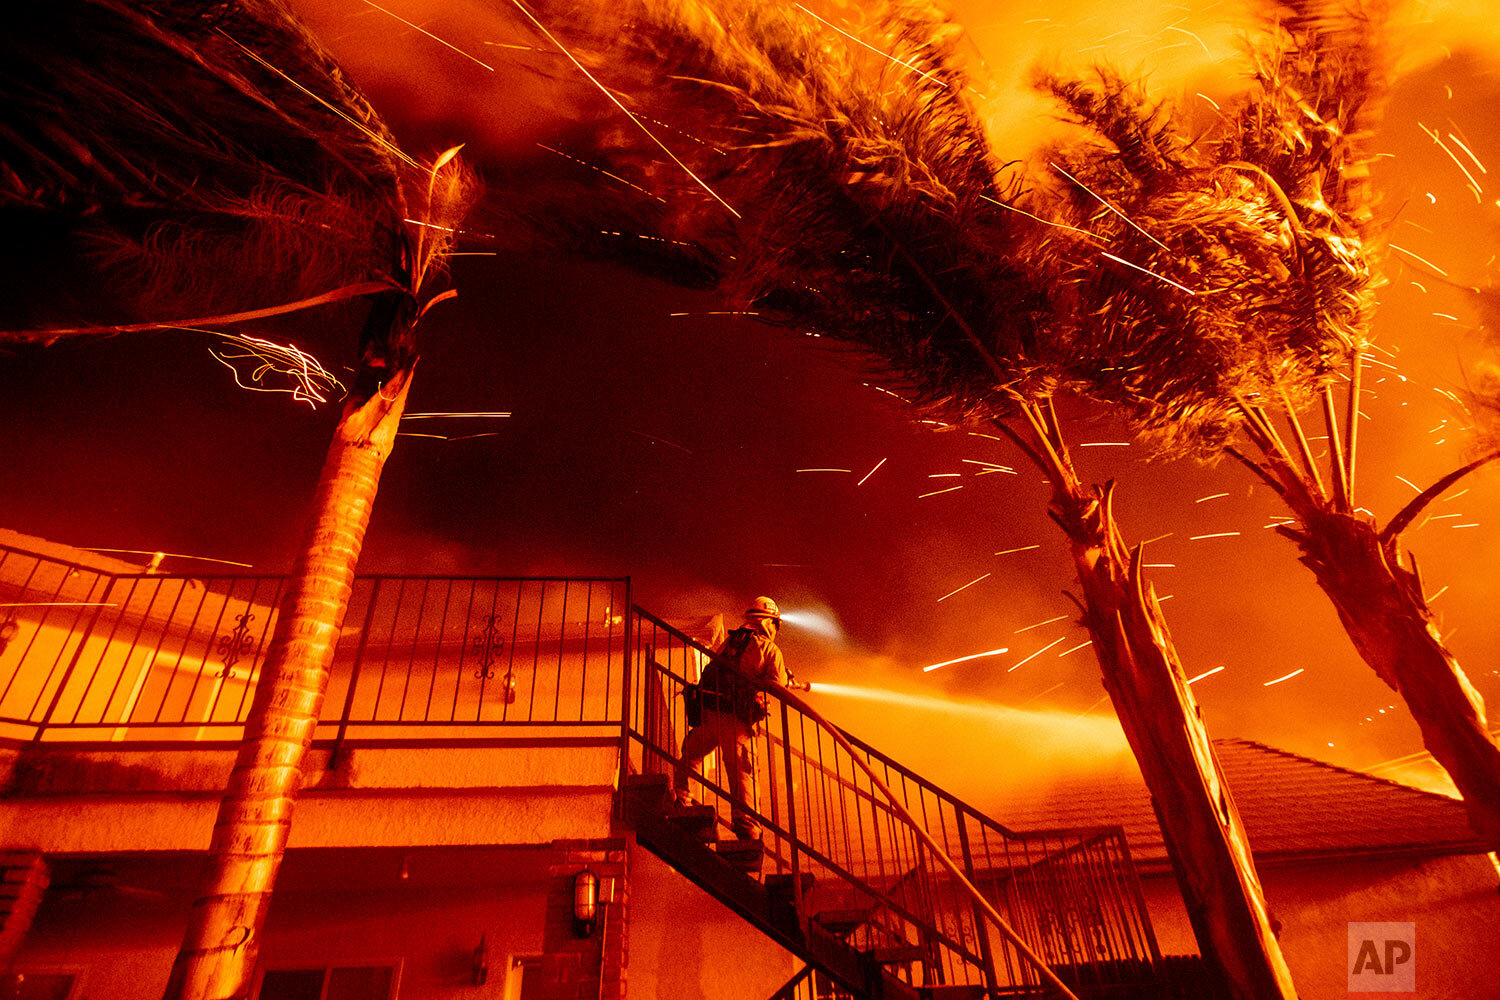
[627,843,798,1000]
[12,849,550,999]
[1138,853,1500,999]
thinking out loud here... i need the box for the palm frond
[0,0,413,335]
[1035,0,1386,456]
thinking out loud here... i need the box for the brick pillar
[0,852,48,968]
[541,838,628,1000]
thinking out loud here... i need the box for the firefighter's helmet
[745,596,781,623]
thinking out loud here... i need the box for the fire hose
[773,679,1083,1000]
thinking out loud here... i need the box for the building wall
[10,850,549,1000]
[1138,853,1500,1000]
[627,844,797,1000]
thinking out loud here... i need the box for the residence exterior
[1001,738,1500,999]
[0,532,1169,1000]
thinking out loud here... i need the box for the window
[257,966,396,1000]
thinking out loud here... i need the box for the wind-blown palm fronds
[509,3,1296,996]
[3,3,476,997]
[1041,0,1500,849]
[0,0,410,336]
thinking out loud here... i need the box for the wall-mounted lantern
[572,869,599,938]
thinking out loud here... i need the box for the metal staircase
[625,609,1168,1000]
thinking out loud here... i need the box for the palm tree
[1036,0,1500,851]
[507,1,1295,995]
[2,3,472,995]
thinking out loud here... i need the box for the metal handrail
[0,543,630,744]
[628,606,1162,999]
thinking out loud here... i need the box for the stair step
[663,803,718,842]
[918,987,985,1000]
[714,838,765,874]
[812,908,873,937]
[623,773,671,814]
[764,872,816,904]
[866,944,927,966]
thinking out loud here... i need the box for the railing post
[957,801,1001,997]
[329,578,382,769]
[779,699,804,925]
[617,583,634,807]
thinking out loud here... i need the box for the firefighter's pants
[674,707,760,837]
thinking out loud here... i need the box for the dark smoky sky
[3,0,1500,801]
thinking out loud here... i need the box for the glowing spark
[793,3,947,88]
[1079,441,1130,447]
[1143,563,1175,568]
[628,429,693,454]
[1052,163,1171,251]
[1395,475,1421,492]
[537,143,664,202]
[1017,681,1066,706]
[1189,532,1240,540]
[1388,244,1449,277]
[1419,123,1483,193]
[1452,522,1481,528]
[967,431,1004,442]
[994,544,1041,556]
[358,0,495,69]
[1195,92,1221,110]
[398,431,500,442]
[1058,640,1093,657]
[856,458,888,486]
[1195,493,1230,503]
[922,647,1010,672]
[1411,281,1428,293]
[1187,665,1225,684]
[1426,585,1449,603]
[1009,637,1067,672]
[928,473,961,478]
[84,549,252,567]
[217,32,419,170]
[204,331,342,406]
[1433,312,1460,321]
[1448,133,1487,174]
[918,485,964,498]
[1100,252,1198,295]
[1444,489,1469,502]
[1015,614,1068,634]
[507,0,739,218]
[980,195,1101,238]
[404,412,511,419]
[1072,694,1111,718]
[1263,668,1305,687]
[795,468,852,473]
[962,459,1015,473]
[936,573,990,602]
[668,311,759,317]
[1162,24,1210,55]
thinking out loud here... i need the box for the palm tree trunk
[1288,506,1500,848]
[1005,408,1298,1000]
[164,367,413,1000]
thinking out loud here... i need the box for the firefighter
[674,596,787,839]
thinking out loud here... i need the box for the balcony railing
[0,543,628,745]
